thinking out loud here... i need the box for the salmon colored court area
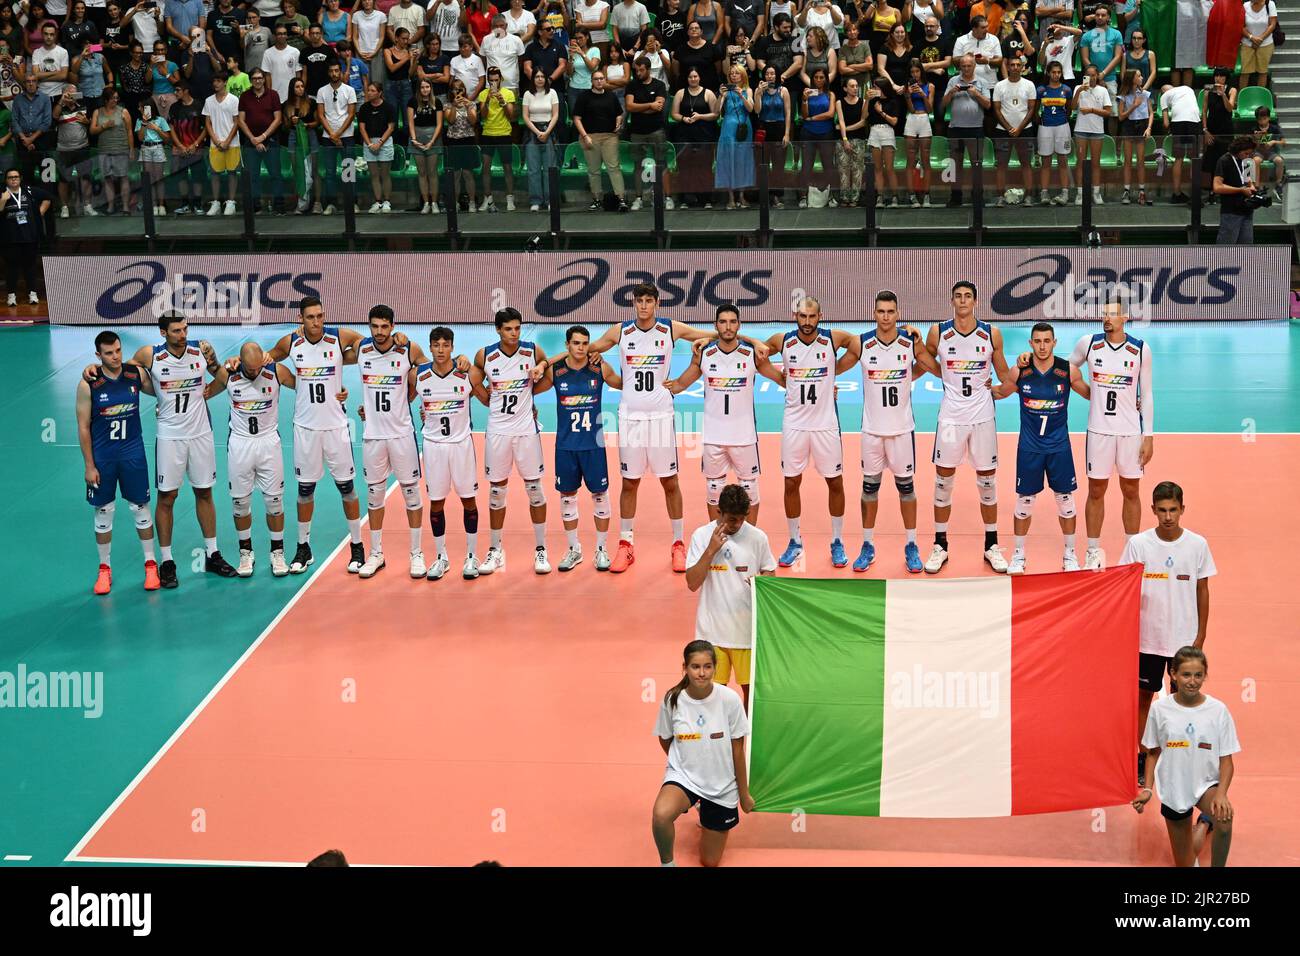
[70,432,1300,867]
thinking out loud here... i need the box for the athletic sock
[347,518,362,545]
[566,528,579,549]
[409,527,421,553]
[204,537,218,557]
[239,536,252,551]
[670,518,684,542]
[140,538,155,562]
[934,523,948,549]
[465,532,476,556]
[491,528,503,550]
[298,523,311,545]
[97,541,111,565]
[1063,533,1076,552]
[596,529,608,549]
[905,528,916,545]
[1014,535,1026,555]
[984,525,998,550]
[830,516,843,541]
[620,518,634,543]
[156,545,170,564]
[370,529,383,552]
[533,522,547,548]
[863,528,875,545]
[787,517,801,543]
[270,536,283,553]
[1087,537,1100,551]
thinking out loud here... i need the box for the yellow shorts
[208,145,242,173]
[713,646,752,686]
[1240,43,1274,75]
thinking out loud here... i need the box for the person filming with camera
[1213,135,1268,245]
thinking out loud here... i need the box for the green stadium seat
[929,135,949,170]
[1235,85,1275,122]
[1100,135,1119,168]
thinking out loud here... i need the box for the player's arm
[337,327,366,365]
[200,340,228,398]
[407,341,429,366]
[1209,755,1234,824]
[530,343,550,389]
[907,326,941,378]
[82,343,150,382]
[276,363,297,389]
[266,332,294,362]
[1132,744,1159,811]
[1194,576,1209,649]
[584,322,623,358]
[1138,344,1154,463]
[1069,363,1090,399]
[756,351,784,387]
[406,366,418,402]
[75,380,99,487]
[669,320,712,345]
[666,343,705,394]
[924,322,940,358]
[763,331,784,356]
[599,355,623,390]
[834,329,862,375]
[685,525,726,592]
[989,327,1018,396]
[469,348,491,405]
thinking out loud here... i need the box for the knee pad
[740,477,759,505]
[400,482,422,511]
[894,476,916,502]
[297,482,316,504]
[263,493,284,517]
[591,491,611,520]
[706,477,724,507]
[232,495,253,518]
[1014,494,1035,521]
[560,494,579,524]
[934,473,955,509]
[93,501,116,534]
[336,479,357,502]
[525,479,546,508]
[489,483,508,511]
[367,482,387,511]
[1055,492,1076,520]
[976,474,997,506]
[862,473,882,503]
[128,500,152,530]
[430,509,446,536]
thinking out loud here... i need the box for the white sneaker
[534,546,551,574]
[430,201,440,214]
[529,203,540,212]
[1074,190,1083,206]
[664,196,675,210]
[505,195,515,211]
[924,544,948,574]
[381,200,391,213]
[237,548,255,577]
[358,551,386,578]
[1093,187,1104,205]
[409,550,427,578]
[1040,189,1050,204]
[1062,550,1081,572]
[323,204,336,215]
[462,555,480,579]
[1057,190,1069,206]
[922,195,932,207]
[594,546,611,571]
[84,204,99,217]
[426,555,450,580]
[479,196,494,212]
[479,547,504,575]
[558,545,583,571]
[369,201,383,213]
[270,549,289,576]
[224,199,237,215]
[1121,188,1131,205]
[631,197,643,211]
[27,291,38,305]
[60,205,70,219]
[5,294,15,307]
[1083,546,1105,571]
[155,204,167,216]
[421,201,431,213]
[995,196,1005,208]
[984,544,1009,573]
[1008,551,1026,575]
[207,200,222,216]
[311,201,323,214]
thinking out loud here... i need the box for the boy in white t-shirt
[1133,646,1239,867]
[1120,480,1216,787]
[684,483,778,708]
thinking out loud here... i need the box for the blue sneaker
[904,542,923,573]
[830,539,847,568]
[778,539,803,568]
[852,542,875,572]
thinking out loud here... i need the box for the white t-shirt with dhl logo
[290,329,347,431]
[781,330,838,433]
[1120,528,1217,658]
[654,682,749,808]
[1141,693,1240,813]
[484,341,540,437]
[934,319,995,426]
[860,329,916,437]
[687,520,778,649]
[358,339,414,440]
[619,319,675,420]
[150,344,212,440]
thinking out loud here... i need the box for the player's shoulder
[321,326,340,344]
[937,319,955,337]
[860,328,878,347]
[290,329,306,347]
[122,364,142,382]
[483,341,500,361]
[975,320,992,340]
[416,361,433,378]
[1051,356,1071,375]
[518,339,536,356]
[359,335,376,354]
[261,361,278,380]
[1123,332,1146,353]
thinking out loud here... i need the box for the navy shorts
[555,447,609,494]
[1015,446,1077,496]
[665,781,741,832]
[1138,652,1171,692]
[87,454,151,508]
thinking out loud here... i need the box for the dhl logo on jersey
[625,355,666,367]
[1165,740,1191,748]
[98,403,136,417]
[945,360,986,372]
[423,399,465,413]
[559,394,598,407]
[296,367,336,379]
[158,376,202,392]
[492,377,529,392]
[1023,398,1064,411]
[362,374,404,386]
[233,400,273,412]
[786,366,827,379]
[706,377,747,390]
[709,564,729,572]
[1092,373,1134,387]
[1143,572,1169,580]
[867,369,908,382]
[676,733,702,741]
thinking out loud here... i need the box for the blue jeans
[385,80,413,146]
[244,141,284,203]
[319,137,355,206]
[524,127,558,204]
[1216,211,1254,244]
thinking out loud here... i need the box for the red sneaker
[671,540,687,573]
[93,564,112,595]
[609,540,635,573]
[143,560,161,591]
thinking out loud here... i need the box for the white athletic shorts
[227,434,285,499]
[861,431,917,477]
[293,423,356,484]
[1086,431,1144,480]
[1037,123,1072,156]
[485,431,545,482]
[363,436,422,485]
[781,429,844,478]
[424,436,479,501]
[904,113,933,138]
[619,415,679,479]
[156,433,217,492]
[932,419,998,471]
[702,442,760,480]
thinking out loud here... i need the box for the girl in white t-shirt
[652,640,754,867]
[1071,64,1111,204]
[1133,647,1239,867]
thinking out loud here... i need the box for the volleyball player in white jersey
[86,312,237,587]
[355,305,432,580]
[586,282,765,574]
[417,327,482,581]
[760,296,858,570]
[469,307,552,575]
[226,341,294,578]
[922,280,1020,574]
[842,291,942,574]
[668,304,784,525]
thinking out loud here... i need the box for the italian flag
[748,565,1141,817]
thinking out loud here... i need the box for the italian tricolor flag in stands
[748,565,1141,817]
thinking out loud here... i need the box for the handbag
[1274,27,1286,47]
[735,121,750,142]
[808,185,831,208]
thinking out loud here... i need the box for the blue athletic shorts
[554,447,609,494]
[1015,445,1077,496]
[87,454,151,507]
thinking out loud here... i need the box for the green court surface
[1,319,1297,865]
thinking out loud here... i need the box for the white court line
[69,856,413,867]
[3,855,33,862]
[63,487,399,864]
